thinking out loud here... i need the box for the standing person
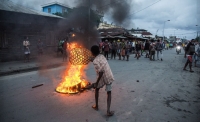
[111,41,117,59]
[156,40,163,61]
[149,43,156,61]
[117,43,122,60]
[166,42,169,50]
[162,41,165,50]
[90,45,115,116]
[121,47,126,60]
[132,40,135,54]
[126,44,130,61]
[194,41,200,67]
[144,40,150,58]
[99,41,103,54]
[183,39,195,72]
[135,41,141,59]
[23,37,30,62]
[37,39,44,55]
[103,40,109,60]
[57,39,63,56]
[62,39,68,62]
[141,42,144,56]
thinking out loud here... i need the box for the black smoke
[56,0,132,49]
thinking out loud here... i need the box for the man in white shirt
[90,45,115,116]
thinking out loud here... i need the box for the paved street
[0,48,200,122]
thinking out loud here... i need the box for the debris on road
[32,84,43,88]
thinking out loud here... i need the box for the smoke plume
[56,0,132,49]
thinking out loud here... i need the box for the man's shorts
[105,83,112,91]
[187,55,193,63]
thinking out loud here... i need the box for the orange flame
[56,43,89,94]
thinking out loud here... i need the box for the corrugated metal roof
[41,1,72,9]
[0,0,63,18]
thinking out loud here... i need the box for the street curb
[0,63,65,77]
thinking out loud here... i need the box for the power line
[128,0,161,16]
[164,31,200,35]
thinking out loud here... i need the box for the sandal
[107,111,114,116]
[92,105,98,111]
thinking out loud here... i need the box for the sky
[11,0,200,40]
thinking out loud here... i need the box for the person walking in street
[183,39,195,72]
[90,45,115,116]
[103,40,110,60]
[156,40,163,61]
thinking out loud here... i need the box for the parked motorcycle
[176,45,181,54]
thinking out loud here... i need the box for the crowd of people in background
[98,39,168,62]
[98,38,200,72]
[23,36,200,69]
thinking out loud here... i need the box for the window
[48,8,51,13]
[62,8,66,13]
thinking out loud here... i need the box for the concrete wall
[0,31,58,62]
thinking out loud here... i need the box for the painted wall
[43,4,69,14]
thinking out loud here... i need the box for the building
[128,28,147,34]
[98,22,122,29]
[0,0,64,62]
[128,28,153,39]
[169,36,176,42]
[42,2,72,14]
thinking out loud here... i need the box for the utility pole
[163,20,170,42]
[88,0,91,44]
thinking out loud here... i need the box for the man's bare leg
[183,61,189,70]
[107,91,114,116]
[189,62,194,72]
[92,88,99,110]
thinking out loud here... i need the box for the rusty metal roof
[0,0,63,18]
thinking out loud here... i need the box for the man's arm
[95,72,104,88]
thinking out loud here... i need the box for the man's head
[191,39,195,44]
[91,45,100,56]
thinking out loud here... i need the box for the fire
[56,43,91,94]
